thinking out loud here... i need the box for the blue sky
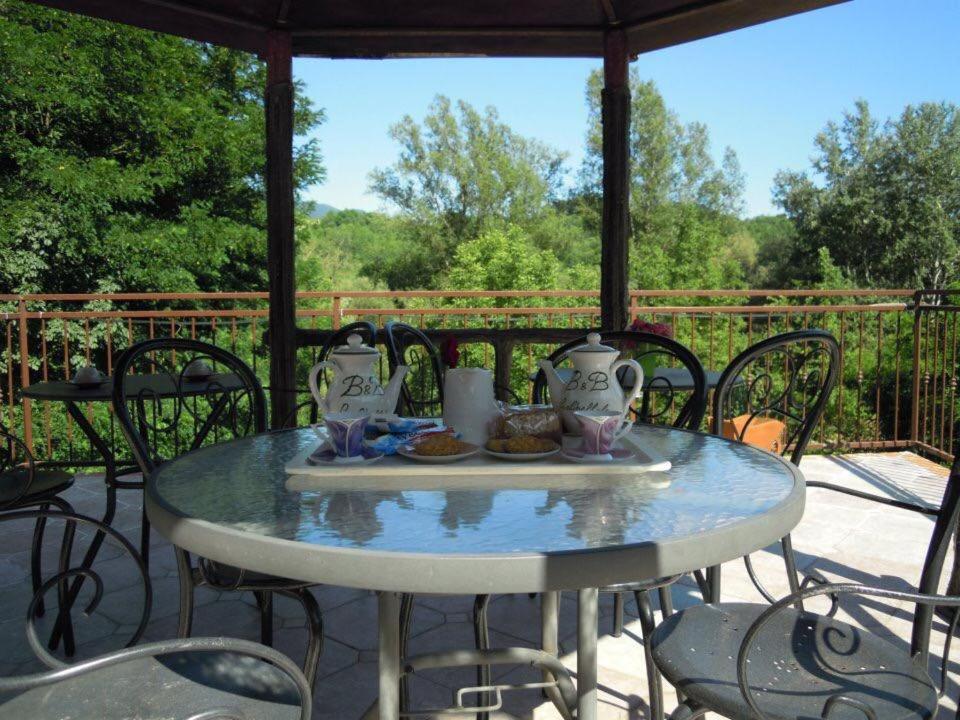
[296,0,959,218]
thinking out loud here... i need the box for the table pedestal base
[368,590,597,720]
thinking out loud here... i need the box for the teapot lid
[571,332,618,354]
[332,334,379,355]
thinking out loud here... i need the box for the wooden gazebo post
[265,30,297,428]
[600,28,631,332]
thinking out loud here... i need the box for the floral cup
[320,413,370,463]
[574,410,624,461]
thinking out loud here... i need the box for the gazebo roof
[32,0,846,58]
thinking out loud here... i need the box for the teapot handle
[308,360,336,413]
[611,358,644,439]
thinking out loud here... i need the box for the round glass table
[147,424,804,720]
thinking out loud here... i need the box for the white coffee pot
[442,368,501,446]
[539,332,643,434]
[308,334,408,416]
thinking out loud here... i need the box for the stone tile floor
[0,451,955,718]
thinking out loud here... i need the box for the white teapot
[539,332,643,434]
[308,334,408,416]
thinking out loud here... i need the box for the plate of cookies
[484,435,560,461]
[396,433,481,463]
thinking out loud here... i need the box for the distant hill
[308,203,338,219]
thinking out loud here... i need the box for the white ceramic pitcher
[442,368,500,446]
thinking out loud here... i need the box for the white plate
[396,444,480,464]
[307,445,384,466]
[483,447,561,462]
[560,447,637,464]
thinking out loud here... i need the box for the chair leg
[399,594,414,712]
[657,586,674,619]
[473,594,491,720]
[281,587,323,688]
[667,699,708,720]
[256,590,274,647]
[705,565,721,603]
[175,547,195,638]
[612,591,624,637]
[31,503,51,617]
[634,590,664,720]
[42,497,77,656]
[140,501,151,570]
[781,534,804,610]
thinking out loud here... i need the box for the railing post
[332,294,341,331]
[911,290,923,447]
[17,298,33,452]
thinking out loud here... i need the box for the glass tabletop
[150,424,801,557]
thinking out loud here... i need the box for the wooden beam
[265,30,297,428]
[599,28,630,332]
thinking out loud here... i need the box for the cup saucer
[307,445,383,466]
[561,447,636,464]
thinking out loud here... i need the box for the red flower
[628,318,673,339]
[440,337,460,369]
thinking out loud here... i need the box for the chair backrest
[0,427,35,511]
[531,330,708,430]
[912,454,960,660]
[0,508,151,673]
[712,330,840,465]
[287,321,378,426]
[318,321,377,360]
[384,321,444,418]
[112,338,266,476]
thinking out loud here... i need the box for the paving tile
[323,593,445,651]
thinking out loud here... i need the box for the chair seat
[0,650,303,719]
[0,468,73,504]
[650,602,937,720]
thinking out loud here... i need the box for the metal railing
[2,287,950,465]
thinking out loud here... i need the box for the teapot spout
[538,358,565,405]
[380,365,409,414]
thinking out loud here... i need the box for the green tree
[448,225,564,295]
[369,96,567,282]
[774,100,960,289]
[739,214,798,287]
[0,1,325,295]
[580,71,746,294]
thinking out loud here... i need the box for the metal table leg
[378,591,401,720]
[577,587,599,720]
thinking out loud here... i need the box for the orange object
[722,414,787,455]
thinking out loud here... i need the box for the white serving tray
[284,434,671,492]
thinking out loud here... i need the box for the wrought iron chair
[650,453,960,720]
[384,321,445,417]
[286,320,378,426]
[0,509,312,719]
[111,338,322,685]
[1,425,75,628]
[479,330,708,720]
[703,330,840,606]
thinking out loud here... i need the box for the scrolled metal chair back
[736,454,960,720]
[384,321,444,418]
[112,338,266,476]
[532,330,708,430]
[712,330,840,465]
[0,509,151,680]
[0,427,35,511]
